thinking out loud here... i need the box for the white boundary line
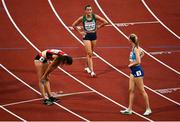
[155,87,180,94]
[2,91,94,107]
[94,0,180,75]
[141,0,180,40]
[149,50,180,55]
[48,0,180,109]
[2,0,150,121]
[68,21,159,30]
[0,105,27,122]
[0,63,89,122]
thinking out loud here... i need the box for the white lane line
[68,21,159,30]
[2,1,90,121]
[2,91,94,107]
[94,0,180,106]
[48,1,154,121]
[94,0,180,75]
[0,105,27,122]
[155,87,180,94]
[49,0,180,111]
[149,50,180,55]
[0,63,89,122]
[73,56,97,60]
[141,0,180,40]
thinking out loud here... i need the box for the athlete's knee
[129,88,135,93]
[87,52,93,57]
[139,89,147,95]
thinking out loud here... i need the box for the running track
[0,0,180,121]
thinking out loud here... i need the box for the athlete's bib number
[84,21,96,31]
[39,57,45,62]
[136,70,142,76]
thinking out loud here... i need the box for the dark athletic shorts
[83,32,97,41]
[130,65,144,77]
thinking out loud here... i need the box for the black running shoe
[43,99,53,106]
[49,97,59,102]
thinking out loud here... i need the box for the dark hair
[64,55,73,65]
[54,55,73,66]
[85,5,91,10]
[129,34,139,47]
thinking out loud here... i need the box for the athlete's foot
[143,108,152,116]
[43,99,53,106]
[120,109,133,115]
[90,71,96,77]
[84,67,91,74]
[49,96,59,102]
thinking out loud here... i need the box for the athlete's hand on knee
[40,75,48,84]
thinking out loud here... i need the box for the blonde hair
[129,34,139,47]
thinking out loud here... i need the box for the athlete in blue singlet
[121,34,152,116]
[72,5,108,77]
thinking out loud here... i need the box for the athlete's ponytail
[129,34,139,47]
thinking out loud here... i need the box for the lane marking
[0,105,27,122]
[0,47,26,50]
[1,91,94,107]
[69,21,159,30]
[2,1,90,121]
[73,56,97,60]
[94,0,180,75]
[149,50,180,55]
[48,1,154,121]
[141,0,180,39]
[46,46,129,49]
[150,45,180,49]
[155,87,180,94]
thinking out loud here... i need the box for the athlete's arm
[72,16,85,35]
[128,47,141,67]
[41,56,61,81]
[140,48,145,58]
[95,14,108,29]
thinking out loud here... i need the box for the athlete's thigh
[42,63,49,74]
[91,40,97,51]
[134,77,145,92]
[129,74,135,91]
[34,61,44,80]
[83,40,92,53]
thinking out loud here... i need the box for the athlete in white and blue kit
[121,34,152,116]
[72,5,108,77]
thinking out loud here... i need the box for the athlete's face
[85,7,92,15]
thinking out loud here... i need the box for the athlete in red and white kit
[34,49,73,105]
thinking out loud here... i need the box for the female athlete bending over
[34,49,73,105]
[72,5,108,77]
[120,34,152,116]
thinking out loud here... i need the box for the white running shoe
[143,109,152,116]
[90,71,96,77]
[84,67,91,74]
[120,109,133,115]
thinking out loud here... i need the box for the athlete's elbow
[136,60,141,64]
[104,20,108,25]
